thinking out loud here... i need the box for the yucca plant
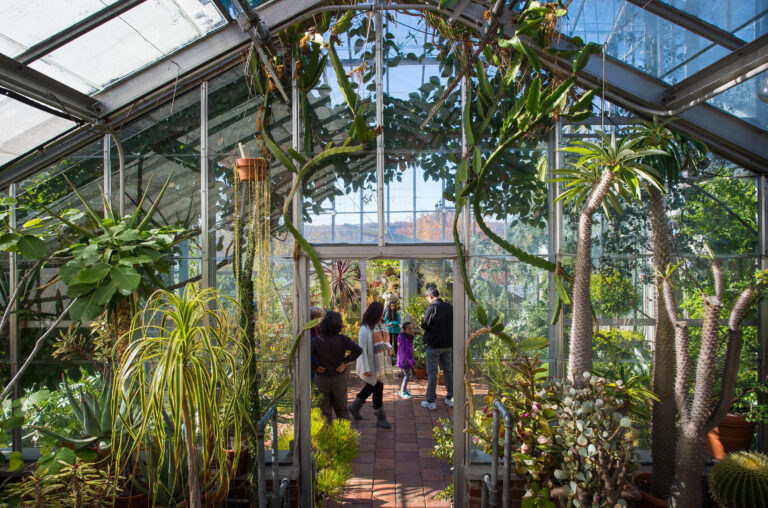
[111,285,251,508]
[552,131,665,383]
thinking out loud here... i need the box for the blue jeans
[400,368,413,393]
[425,346,453,403]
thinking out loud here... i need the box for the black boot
[348,396,365,420]
[373,407,391,429]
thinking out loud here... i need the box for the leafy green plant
[413,339,427,370]
[709,451,768,508]
[432,417,454,501]
[552,373,640,507]
[48,175,188,359]
[589,269,636,318]
[731,376,768,424]
[311,408,360,504]
[111,285,250,508]
[2,459,119,507]
[32,375,113,456]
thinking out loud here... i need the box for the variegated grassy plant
[111,285,250,508]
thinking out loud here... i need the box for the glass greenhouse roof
[0,0,766,178]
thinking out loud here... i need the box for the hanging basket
[235,157,270,182]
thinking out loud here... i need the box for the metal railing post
[271,409,279,507]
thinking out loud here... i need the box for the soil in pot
[705,414,757,460]
[631,472,667,508]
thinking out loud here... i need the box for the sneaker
[399,390,412,399]
[421,401,437,410]
[445,398,454,408]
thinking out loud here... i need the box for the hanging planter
[235,157,270,182]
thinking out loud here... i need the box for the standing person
[420,288,454,410]
[311,311,362,421]
[396,322,416,399]
[384,302,401,355]
[348,302,394,429]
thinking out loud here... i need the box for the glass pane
[665,0,768,42]
[0,0,120,57]
[302,13,378,244]
[560,0,730,84]
[0,97,76,166]
[28,0,225,93]
[707,72,768,131]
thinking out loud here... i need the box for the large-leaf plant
[46,175,189,359]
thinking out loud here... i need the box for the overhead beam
[622,0,746,51]
[660,33,768,109]
[439,0,768,173]
[16,0,147,64]
[0,53,102,121]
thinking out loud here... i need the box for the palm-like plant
[553,131,664,383]
[111,285,250,508]
[632,117,708,499]
[323,260,360,309]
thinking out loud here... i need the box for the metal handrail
[480,398,514,508]
[256,406,290,508]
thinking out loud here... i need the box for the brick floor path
[325,374,454,507]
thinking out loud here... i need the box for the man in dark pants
[419,288,453,410]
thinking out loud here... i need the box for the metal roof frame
[1,0,767,184]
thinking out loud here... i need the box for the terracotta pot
[414,368,427,379]
[113,493,150,508]
[437,372,444,385]
[235,158,269,182]
[225,447,248,477]
[631,472,667,508]
[705,414,757,460]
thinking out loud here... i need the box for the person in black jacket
[419,287,454,410]
[312,311,363,421]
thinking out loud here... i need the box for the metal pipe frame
[453,259,467,506]
[291,54,313,508]
[200,81,215,291]
[375,0,386,247]
[622,0,745,51]
[16,0,148,64]
[0,53,102,122]
[103,134,112,216]
[547,122,564,379]
[7,183,21,452]
[256,406,284,508]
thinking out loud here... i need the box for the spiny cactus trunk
[568,170,615,385]
[663,262,758,507]
[648,186,677,499]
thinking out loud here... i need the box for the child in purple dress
[397,322,416,399]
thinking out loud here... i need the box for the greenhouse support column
[103,134,112,216]
[360,260,367,316]
[758,175,768,451]
[375,1,385,246]
[547,122,564,379]
[452,261,467,506]
[200,81,215,290]
[292,56,313,508]
[8,183,21,452]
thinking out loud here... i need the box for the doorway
[292,244,467,506]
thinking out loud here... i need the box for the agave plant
[33,375,114,454]
[323,260,360,309]
[112,285,251,508]
[552,131,665,383]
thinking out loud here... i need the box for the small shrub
[311,408,360,505]
[590,269,636,318]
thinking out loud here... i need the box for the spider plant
[111,285,251,508]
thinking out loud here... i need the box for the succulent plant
[709,451,768,508]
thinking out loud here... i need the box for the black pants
[390,333,398,355]
[356,381,384,409]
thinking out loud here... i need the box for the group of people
[310,288,454,429]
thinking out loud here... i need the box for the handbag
[372,323,395,383]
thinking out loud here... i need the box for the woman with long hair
[348,301,394,428]
[383,302,401,356]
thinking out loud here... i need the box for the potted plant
[413,339,427,379]
[235,157,269,182]
[111,285,251,508]
[709,451,768,508]
[706,376,768,460]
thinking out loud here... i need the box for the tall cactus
[661,260,767,507]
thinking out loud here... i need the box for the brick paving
[325,374,454,508]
